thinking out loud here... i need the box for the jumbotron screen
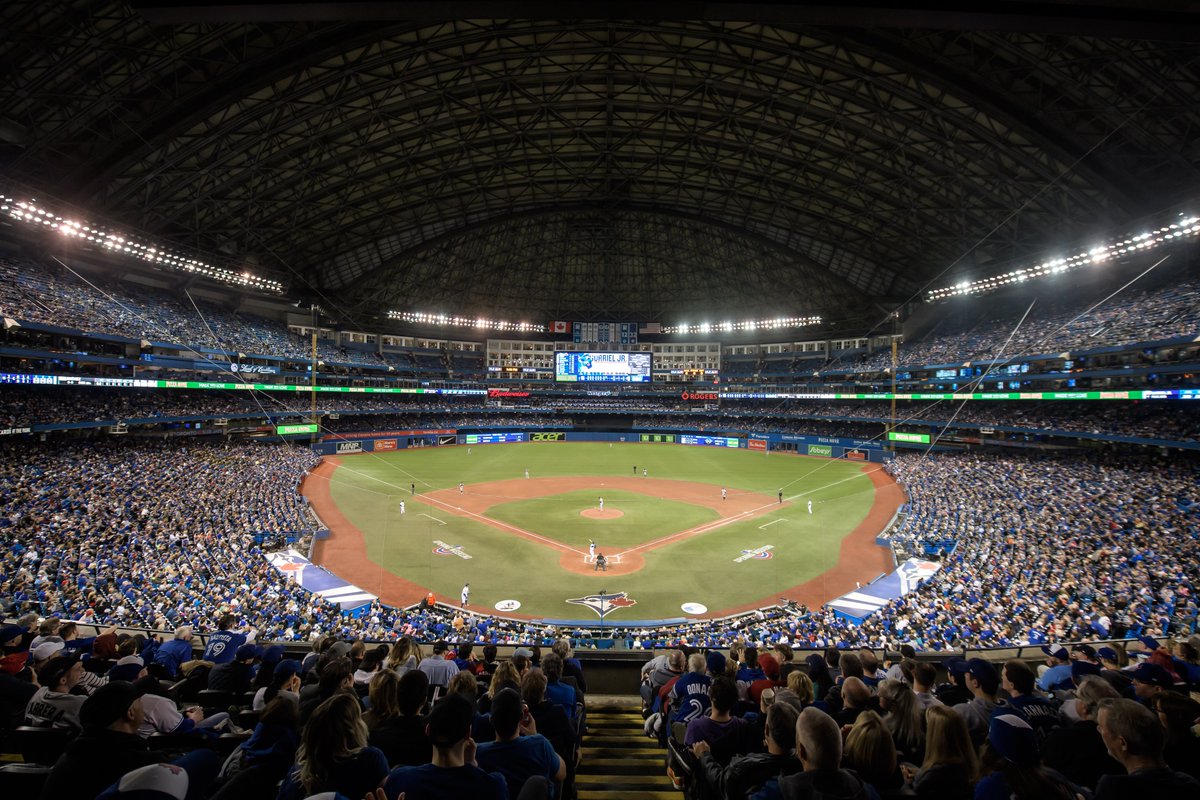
[554,352,652,382]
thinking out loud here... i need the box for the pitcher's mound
[581,508,624,519]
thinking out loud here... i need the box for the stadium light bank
[0,192,284,293]
[927,212,1200,301]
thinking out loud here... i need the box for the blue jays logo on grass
[741,548,773,560]
[432,544,460,556]
[566,591,637,619]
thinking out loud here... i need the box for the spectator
[877,678,925,764]
[476,687,566,799]
[642,649,684,712]
[835,677,872,728]
[1000,660,1060,737]
[695,700,801,800]
[154,627,196,679]
[418,641,459,688]
[355,645,389,688]
[749,652,784,705]
[207,643,258,694]
[1041,675,1123,791]
[903,704,977,800]
[1128,663,1175,707]
[1153,692,1200,780]
[785,669,815,707]
[911,663,942,710]
[520,668,574,789]
[299,656,354,724]
[40,681,187,800]
[388,637,422,676]
[684,675,748,753]
[370,669,433,767]
[669,652,715,724]
[25,652,87,731]
[380,692,507,799]
[552,639,587,694]
[773,707,874,799]
[541,652,578,720]
[253,659,302,712]
[1094,697,1200,795]
[951,658,1003,747]
[201,614,255,665]
[842,710,900,797]
[277,693,389,800]
[974,713,1078,800]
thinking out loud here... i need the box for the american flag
[639,322,663,334]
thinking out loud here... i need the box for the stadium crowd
[3,615,1199,799]
[834,276,1200,374]
[0,435,1195,656]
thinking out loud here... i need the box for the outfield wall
[311,427,894,461]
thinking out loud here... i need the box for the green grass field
[324,442,877,620]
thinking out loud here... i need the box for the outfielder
[399,500,405,515]
[808,500,813,514]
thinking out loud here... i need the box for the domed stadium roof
[2,3,1198,325]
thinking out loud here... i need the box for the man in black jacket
[40,681,163,800]
[693,701,801,800]
[774,708,873,800]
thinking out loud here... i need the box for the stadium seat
[0,763,53,794]
[9,726,71,766]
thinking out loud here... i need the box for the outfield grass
[325,442,877,620]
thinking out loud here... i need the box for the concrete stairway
[575,701,678,800]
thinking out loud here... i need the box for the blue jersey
[670,673,713,723]
[202,630,247,664]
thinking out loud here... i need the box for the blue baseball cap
[1071,661,1102,682]
[1138,635,1160,651]
[1041,645,1069,661]
[235,644,261,661]
[1129,663,1174,688]
[989,714,1039,767]
[1097,647,1119,663]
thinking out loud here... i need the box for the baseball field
[303,442,902,622]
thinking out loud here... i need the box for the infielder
[524,468,530,479]
[399,500,405,515]
[458,482,464,494]
[808,500,813,515]
[721,487,727,501]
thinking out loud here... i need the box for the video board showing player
[555,352,651,382]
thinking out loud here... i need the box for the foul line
[421,494,581,555]
[420,513,446,525]
[617,468,881,558]
[758,519,785,529]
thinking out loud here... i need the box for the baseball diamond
[305,440,901,620]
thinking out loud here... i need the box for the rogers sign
[682,391,719,402]
[488,389,531,398]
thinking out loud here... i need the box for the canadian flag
[551,320,570,333]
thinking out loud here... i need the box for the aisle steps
[576,703,677,800]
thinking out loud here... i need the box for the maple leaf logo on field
[566,591,638,619]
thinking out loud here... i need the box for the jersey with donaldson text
[670,673,714,723]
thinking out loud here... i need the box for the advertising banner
[528,432,565,441]
[335,441,363,454]
[748,439,768,451]
[844,449,867,461]
[807,444,833,457]
[374,439,397,451]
